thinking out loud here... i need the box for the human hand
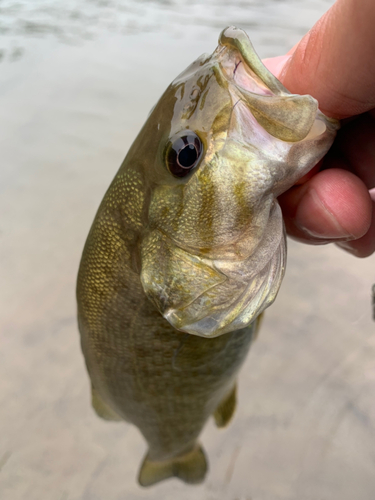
[264,0,375,257]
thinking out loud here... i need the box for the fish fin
[214,384,237,428]
[138,444,208,487]
[91,385,122,421]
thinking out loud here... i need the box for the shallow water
[1,1,375,499]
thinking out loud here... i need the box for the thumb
[267,0,375,119]
[262,55,292,81]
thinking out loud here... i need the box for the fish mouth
[216,26,327,144]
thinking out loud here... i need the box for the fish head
[138,27,339,337]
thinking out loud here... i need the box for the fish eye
[166,131,203,178]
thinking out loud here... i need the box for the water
[1,1,375,499]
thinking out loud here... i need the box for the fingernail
[294,188,354,239]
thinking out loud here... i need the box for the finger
[279,168,373,243]
[262,55,292,80]
[278,0,375,119]
[336,202,375,257]
[327,112,375,189]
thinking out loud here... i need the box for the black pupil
[166,132,202,178]
[178,144,197,168]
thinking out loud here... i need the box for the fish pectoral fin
[91,385,122,421]
[213,383,237,428]
[138,445,208,487]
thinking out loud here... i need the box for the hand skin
[264,0,375,257]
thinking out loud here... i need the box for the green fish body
[77,27,339,486]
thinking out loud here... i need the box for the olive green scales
[77,27,339,486]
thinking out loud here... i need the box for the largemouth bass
[77,27,339,487]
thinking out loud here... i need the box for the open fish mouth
[216,26,328,144]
